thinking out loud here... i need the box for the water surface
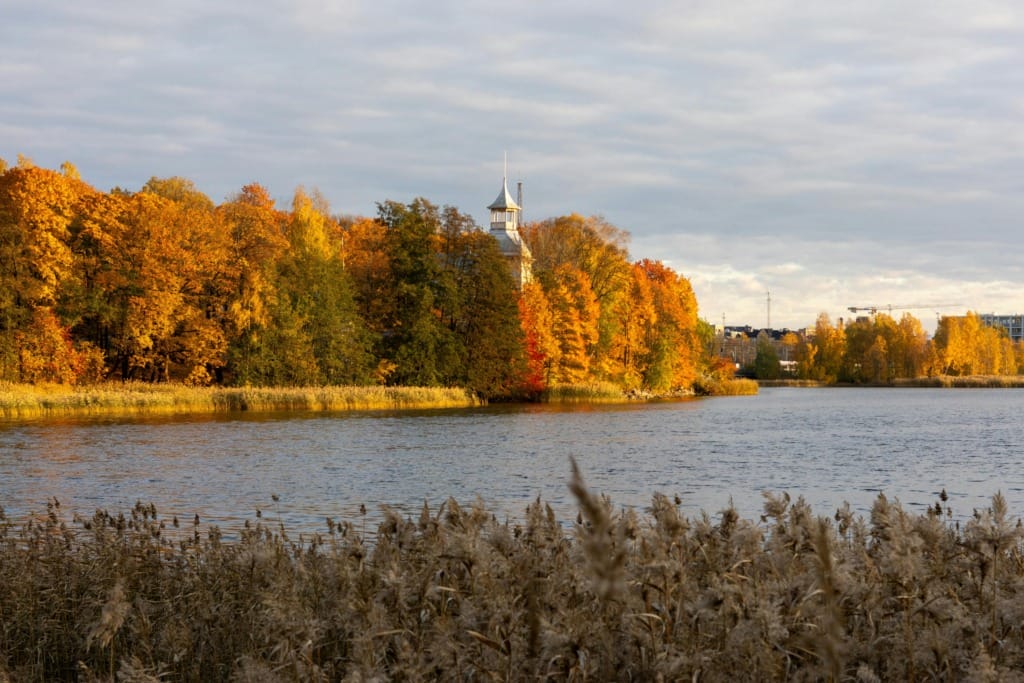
[1,387,1022,533]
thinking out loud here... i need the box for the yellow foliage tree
[636,259,699,391]
[545,265,600,384]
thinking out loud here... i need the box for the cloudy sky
[4,0,1023,332]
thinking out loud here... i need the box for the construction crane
[847,303,961,316]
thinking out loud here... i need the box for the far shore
[759,375,1024,388]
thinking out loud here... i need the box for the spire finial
[503,151,508,181]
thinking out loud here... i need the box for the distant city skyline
[5,0,1023,333]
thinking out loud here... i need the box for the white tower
[488,173,532,288]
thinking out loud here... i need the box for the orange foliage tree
[0,161,90,381]
[635,259,699,391]
[1,158,729,394]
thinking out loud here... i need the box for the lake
[1,387,1022,534]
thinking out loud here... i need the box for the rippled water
[2,387,1023,533]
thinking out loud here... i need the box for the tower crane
[847,303,961,316]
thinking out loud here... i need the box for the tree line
[0,157,716,398]
[751,312,1024,382]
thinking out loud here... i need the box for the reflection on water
[2,388,1023,534]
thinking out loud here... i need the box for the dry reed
[542,382,631,403]
[694,376,760,396]
[895,375,1024,388]
[0,382,480,418]
[2,475,1024,680]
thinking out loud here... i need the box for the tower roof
[488,178,520,211]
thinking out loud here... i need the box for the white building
[487,176,532,288]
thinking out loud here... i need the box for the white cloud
[4,0,1024,330]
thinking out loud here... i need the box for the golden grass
[895,375,1024,388]
[0,382,481,418]
[756,378,828,388]
[3,472,1022,680]
[693,376,760,396]
[541,381,629,403]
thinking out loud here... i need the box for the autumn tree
[543,264,600,384]
[66,189,128,376]
[842,316,891,383]
[798,313,846,383]
[0,165,83,307]
[932,312,1015,376]
[14,307,103,384]
[932,314,980,375]
[218,183,289,383]
[635,259,699,391]
[144,177,233,384]
[522,214,631,379]
[893,314,929,379]
[0,164,89,380]
[611,263,657,388]
[517,281,557,395]
[66,180,230,382]
[282,188,375,385]
[342,215,392,342]
[102,192,193,380]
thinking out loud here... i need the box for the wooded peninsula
[0,156,742,403]
[1,156,1019,412]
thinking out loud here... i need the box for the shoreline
[0,378,760,420]
[759,375,1024,388]
[0,383,482,419]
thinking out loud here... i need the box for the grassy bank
[0,382,480,418]
[3,467,1020,681]
[895,375,1024,388]
[0,379,763,418]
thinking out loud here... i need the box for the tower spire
[488,155,531,288]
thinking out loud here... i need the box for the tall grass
[694,376,760,395]
[756,378,828,388]
[895,375,1024,388]
[0,382,480,418]
[542,381,629,403]
[3,471,1024,680]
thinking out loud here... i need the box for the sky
[4,0,1023,333]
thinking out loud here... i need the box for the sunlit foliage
[0,160,712,396]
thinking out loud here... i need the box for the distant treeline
[0,157,730,398]
[749,312,1024,382]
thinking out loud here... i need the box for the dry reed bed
[0,383,480,418]
[695,377,760,396]
[542,382,633,403]
[895,375,1024,389]
[2,466,1022,681]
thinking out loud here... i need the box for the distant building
[487,175,532,288]
[980,314,1024,342]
